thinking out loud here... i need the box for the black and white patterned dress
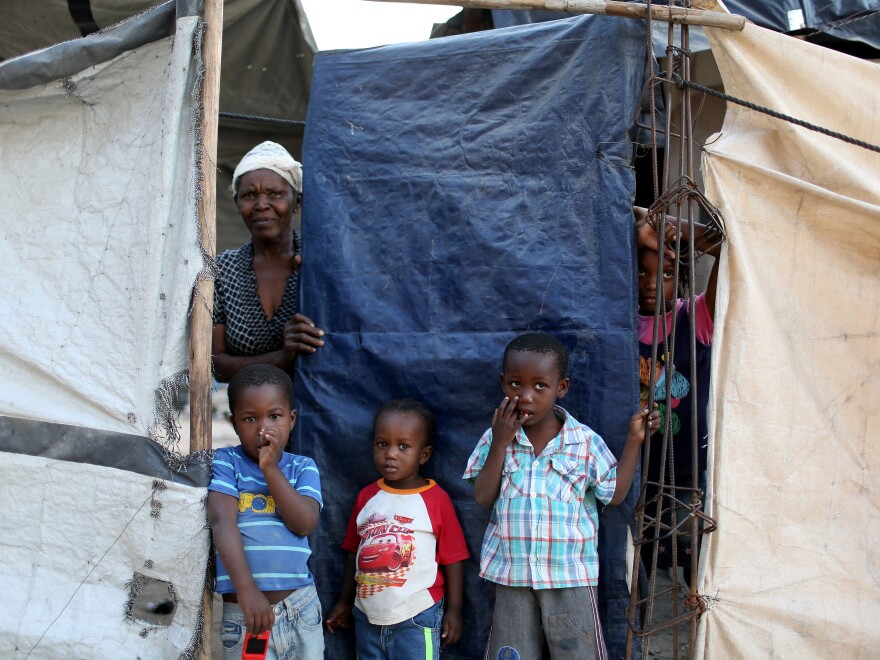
[213,232,301,356]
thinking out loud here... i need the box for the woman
[212,141,324,382]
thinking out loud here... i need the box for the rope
[219,112,305,127]
[672,73,880,154]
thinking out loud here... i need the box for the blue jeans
[352,598,443,660]
[489,585,606,660]
[219,584,324,660]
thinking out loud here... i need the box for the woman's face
[235,169,300,243]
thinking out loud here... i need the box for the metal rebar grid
[625,3,724,658]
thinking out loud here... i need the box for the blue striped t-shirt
[209,445,323,593]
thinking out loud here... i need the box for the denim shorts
[219,583,324,660]
[352,597,443,660]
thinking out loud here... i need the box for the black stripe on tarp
[0,415,211,488]
[0,1,187,91]
[68,0,101,37]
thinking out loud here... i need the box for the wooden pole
[191,0,223,658]
[364,0,746,30]
[190,6,222,463]
[190,4,221,470]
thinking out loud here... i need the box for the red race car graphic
[358,533,415,572]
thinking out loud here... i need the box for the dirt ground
[637,570,701,659]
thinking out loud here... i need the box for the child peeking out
[207,364,324,659]
[326,399,470,660]
[635,207,721,581]
[464,332,659,659]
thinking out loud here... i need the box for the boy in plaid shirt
[463,333,658,659]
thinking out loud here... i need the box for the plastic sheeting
[491,8,711,57]
[0,0,316,256]
[0,415,211,487]
[720,0,801,32]
[297,15,647,659]
[491,3,798,34]
[806,1,880,51]
[0,5,211,657]
[491,2,880,53]
[0,452,210,659]
[0,8,203,439]
[698,23,880,658]
[210,0,317,252]
[0,0,162,52]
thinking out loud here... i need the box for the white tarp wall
[0,3,211,658]
[0,11,203,439]
[1,453,210,658]
[0,0,319,255]
[699,23,880,658]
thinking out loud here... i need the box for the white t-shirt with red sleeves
[342,479,470,626]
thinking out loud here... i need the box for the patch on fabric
[498,647,520,660]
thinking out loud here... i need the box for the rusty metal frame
[625,2,725,658]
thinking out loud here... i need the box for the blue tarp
[809,0,880,50]
[492,2,880,53]
[491,8,711,57]
[297,15,646,659]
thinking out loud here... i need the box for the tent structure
[488,0,880,55]
[0,2,214,657]
[297,14,649,659]
[461,3,880,657]
[698,20,880,658]
[0,0,316,253]
[1,1,877,658]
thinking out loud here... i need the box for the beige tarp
[698,22,880,658]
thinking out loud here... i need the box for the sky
[299,0,461,51]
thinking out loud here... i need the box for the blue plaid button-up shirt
[463,407,617,588]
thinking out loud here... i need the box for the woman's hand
[283,313,325,359]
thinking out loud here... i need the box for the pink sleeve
[692,292,713,345]
[424,487,471,565]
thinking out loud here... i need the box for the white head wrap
[232,141,303,195]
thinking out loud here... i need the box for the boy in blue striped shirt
[208,364,324,659]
